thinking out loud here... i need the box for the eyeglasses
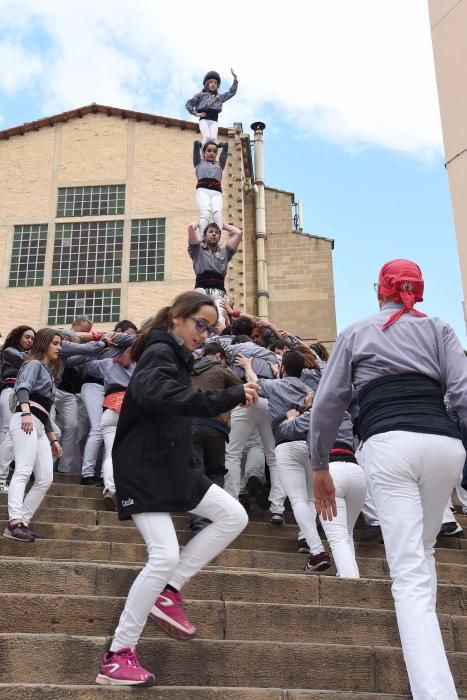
[190,317,217,337]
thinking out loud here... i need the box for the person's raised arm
[220,69,238,103]
[223,223,243,251]
[188,222,200,246]
[235,354,257,383]
[193,140,202,168]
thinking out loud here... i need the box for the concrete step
[0,685,417,699]
[1,592,465,651]
[0,505,98,526]
[0,493,103,511]
[2,520,466,566]
[3,634,467,694]
[1,534,465,583]
[1,558,466,614]
[0,634,406,692]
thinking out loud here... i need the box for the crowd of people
[2,71,467,699]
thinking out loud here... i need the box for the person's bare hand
[241,382,259,408]
[305,392,313,409]
[256,319,271,329]
[21,414,34,435]
[196,112,207,118]
[235,353,252,369]
[313,471,337,521]
[286,408,300,421]
[51,441,63,458]
[268,361,280,378]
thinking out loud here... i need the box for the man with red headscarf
[309,259,467,700]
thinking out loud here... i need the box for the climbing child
[186,69,238,142]
[193,139,228,238]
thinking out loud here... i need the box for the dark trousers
[190,424,227,530]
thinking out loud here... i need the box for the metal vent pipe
[251,121,269,319]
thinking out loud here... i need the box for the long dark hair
[26,328,62,376]
[131,291,218,362]
[1,325,35,356]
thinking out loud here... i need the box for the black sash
[358,373,460,442]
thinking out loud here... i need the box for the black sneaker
[270,513,284,526]
[438,522,465,538]
[247,475,270,510]
[297,538,310,554]
[81,476,103,486]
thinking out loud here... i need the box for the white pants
[275,441,324,555]
[194,288,227,332]
[101,408,118,494]
[360,430,465,700]
[224,399,286,514]
[110,483,247,651]
[54,389,79,473]
[323,461,367,578]
[195,188,223,238]
[199,118,218,143]
[8,413,53,524]
[81,383,105,478]
[0,387,14,480]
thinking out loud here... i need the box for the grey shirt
[185,79,238,117]
[258,376,311,423]
[193,141,228,184]
[188,242,235,277]
[83,357,135,394]
[309,301,467,471]
[1,347,28,381]
[229,341,279,380]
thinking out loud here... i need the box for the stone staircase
[0,474,466,699]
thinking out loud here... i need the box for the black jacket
[113,330,245,519]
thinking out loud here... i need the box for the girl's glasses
[190,317,217,337]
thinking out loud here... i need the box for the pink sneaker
[95,647,155,686]
[149,589,197,640]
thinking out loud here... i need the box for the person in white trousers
[193,140,228,238]
[0,325,35,491]
[185,69,238,143]
[95,291,258,686]
[4,328,63,543]
[311,258,467,700]
[188,221,243,332]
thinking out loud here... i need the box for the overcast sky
[0,0,464,339]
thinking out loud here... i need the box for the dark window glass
[56,185,125,217]
[53,221,123,285]
[9,225,48,287]
[129,218,165,282]
[47,289,121,325]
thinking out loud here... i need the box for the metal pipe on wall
[251,121,269,319]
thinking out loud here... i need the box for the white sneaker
[0,479,8,493]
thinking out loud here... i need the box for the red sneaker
[149,589,197,640]
[95,647,155,686]
[304,550,332,573]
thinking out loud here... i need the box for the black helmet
[203,70,221,88]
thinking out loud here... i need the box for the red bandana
[378,259,427,330]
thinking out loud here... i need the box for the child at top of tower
[186,68,238,142]
[193,139,228,239]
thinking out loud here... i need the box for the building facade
[429,0,467,328]
[0,104,336,342]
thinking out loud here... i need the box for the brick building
[0,104,336,342]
